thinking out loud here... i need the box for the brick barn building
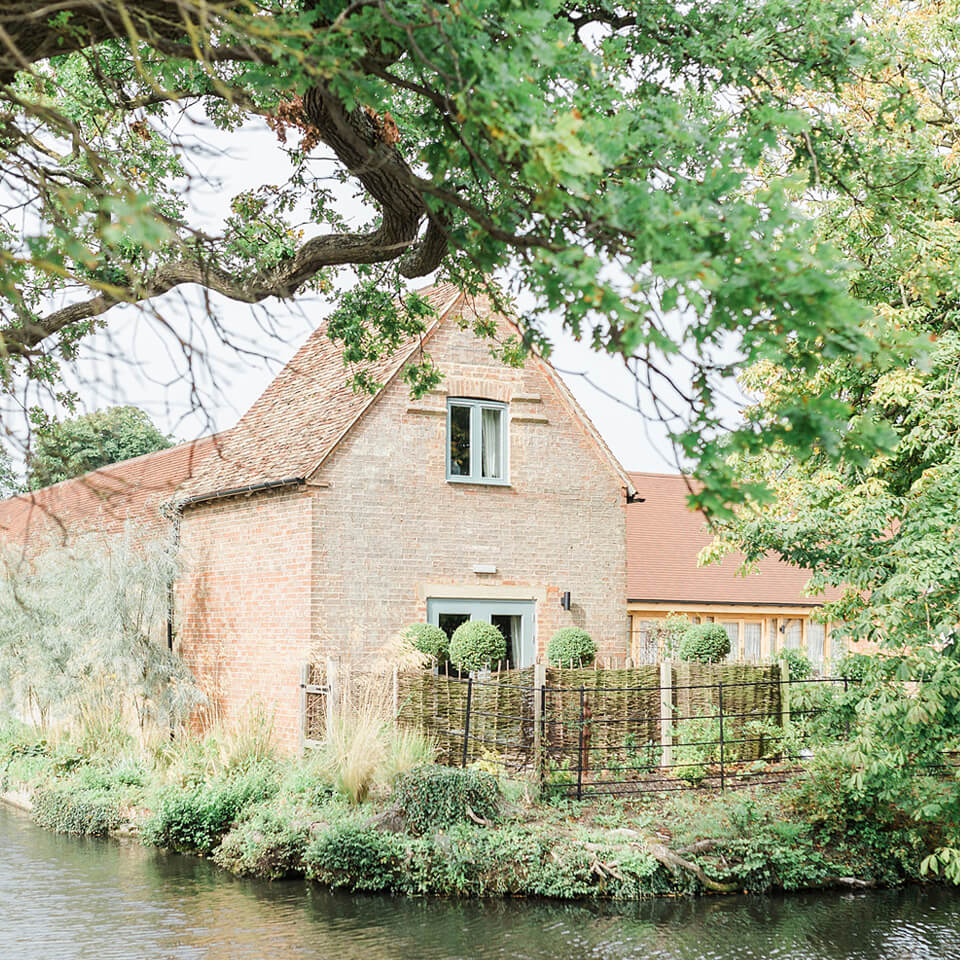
[0,284,834,749]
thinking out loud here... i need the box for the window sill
[446,476,511,488]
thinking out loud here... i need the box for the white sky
[17,113,726,475]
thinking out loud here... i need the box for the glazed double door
[427,598,536,669]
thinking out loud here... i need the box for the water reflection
[2,804,958,959]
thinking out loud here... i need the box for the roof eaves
[176,475,305,511]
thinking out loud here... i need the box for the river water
[2,803,959,959]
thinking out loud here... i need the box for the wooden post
[462,676,474,768]
[325,657,339,735]
[660,660,673,768]
[532,661,546,791]
[576,686,585,801]
[779,658,791,735]
[392,664,399,718]
[298,662,309,757]
[717,680,726,791]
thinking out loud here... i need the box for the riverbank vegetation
[0,699,947,901]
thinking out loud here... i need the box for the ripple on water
[2,805,959,960]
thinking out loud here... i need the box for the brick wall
[309,311,629,664]
[175,487,312,753]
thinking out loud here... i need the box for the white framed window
[446,398,508,484]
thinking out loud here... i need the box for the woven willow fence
[384,661,792,794]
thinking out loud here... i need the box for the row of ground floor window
[629,604,848,667]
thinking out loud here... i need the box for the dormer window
[447,398,508,484]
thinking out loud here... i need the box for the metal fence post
[717,680,726,792]
[462,675,474,768]
[532,662,546,791]
[577,685,585,801]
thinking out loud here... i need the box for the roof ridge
[627,471,691,480]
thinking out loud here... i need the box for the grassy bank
[0,714,940,901]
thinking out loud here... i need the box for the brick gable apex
[178,282,632,502]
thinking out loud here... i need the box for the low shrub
[142,766,278,853]
[32,785,123,836]
[678,624,730,664]
[836,652,873,682]
[547,628,596,667]
[777,647,813,681]
[214,803,312,879]
[672,712,720,785]
[403,623,450,663]
[393,765,500,834]
[304,822,405,891]
[449,621,506,671]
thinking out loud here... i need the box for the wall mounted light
[560,591,571,611]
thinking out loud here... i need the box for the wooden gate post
[660,660,673,768]
[325,657,339,734]
[532,661,546,791]
[779,658,791,734]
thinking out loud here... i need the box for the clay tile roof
[179,282,464,499]
[627,472,831,606]
[0,435,221,552]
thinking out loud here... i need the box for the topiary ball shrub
[402,622,449,663]
[393,765,501,834]
[678,623,731,664]
[547,627,597,667]
[449,621,506,671]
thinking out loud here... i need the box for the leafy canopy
[27,405,172,489]
[704,0,960,880]
[0,0,914,506]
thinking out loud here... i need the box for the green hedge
[304,822,404,891]
[142,767,278,854]
[214,803,311,879]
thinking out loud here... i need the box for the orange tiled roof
[180,282,464,498]
[627,472,829,606]
[0,435,220,551]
